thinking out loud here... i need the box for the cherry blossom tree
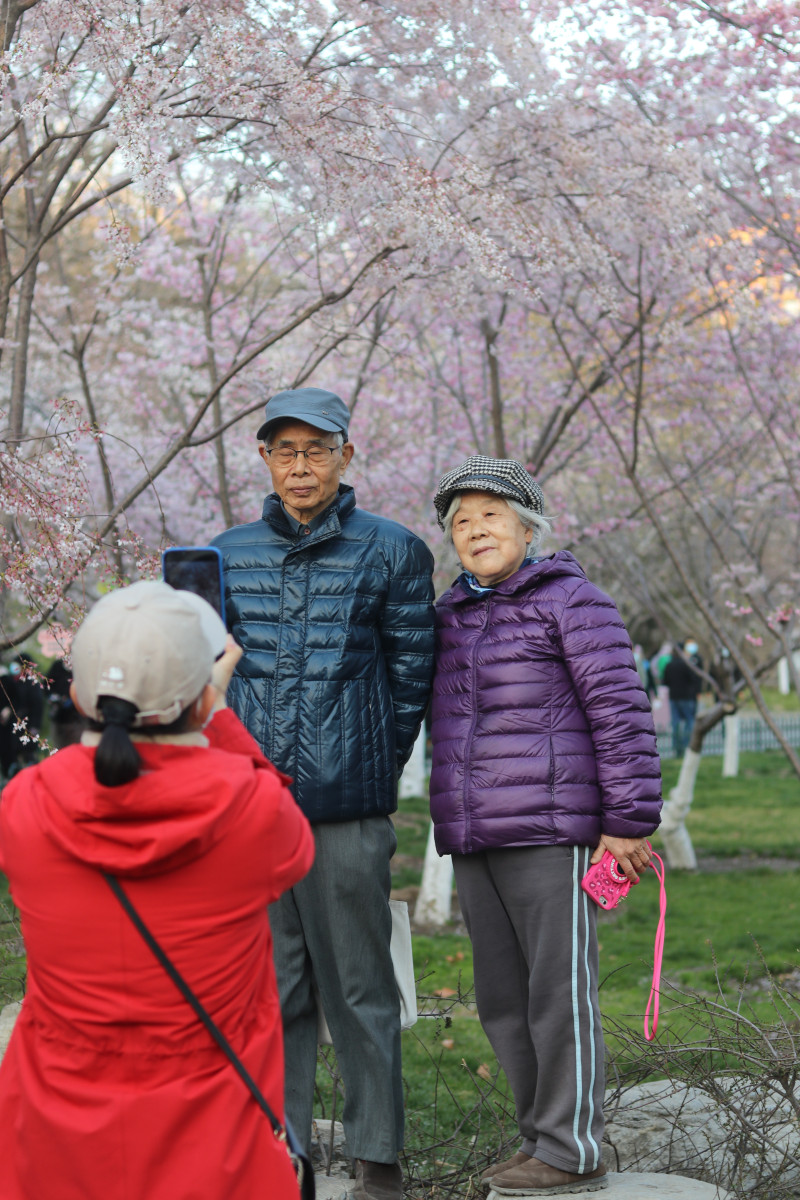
[2,0,799,827]
[349,1,800,829]
[2,0,707,653]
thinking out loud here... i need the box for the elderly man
[212,387,434,1200]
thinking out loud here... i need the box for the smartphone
[162,546,225,620]
[581,851,633,910]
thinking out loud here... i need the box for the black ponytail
[94,697,141,787]
[91,695,198,786]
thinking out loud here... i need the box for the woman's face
[451,492,532,587]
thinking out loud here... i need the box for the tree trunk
[1,0,40,54]
[414,824,453,927]
[6,243,39,443]
[722,713,740,779]
[778,655,800,696]
[660,750,701,869]
[480,309,507,459]
[659,702,730,870]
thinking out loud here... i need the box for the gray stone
[311,1117,351,1179]
[488,1172,731,1198]
[311,1118,353,1196]
[0,1001,20,1059]
[603,1081,728,1179]
[312,1175,350,1200]
[312,1118,348,1159]
[603,1077,800,1194]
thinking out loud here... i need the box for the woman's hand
[591,834,652,884]
[209,636,243,711]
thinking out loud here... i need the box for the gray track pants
[453,844,605,1174]
[269,817,403,1163]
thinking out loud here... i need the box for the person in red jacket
[0,580,314,1200]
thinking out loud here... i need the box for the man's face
[259,419,354,523]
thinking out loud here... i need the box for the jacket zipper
[277,521,337,778]
[462,596,492,855]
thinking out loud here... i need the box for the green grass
[657,750,800,858]
[375,749,800,1147]
[396,863,800,1112]
[0,873,24,1008]
[391,803,432,890]
[393,759,800,1014]
[737,685,800,714]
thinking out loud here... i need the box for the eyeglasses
[264,445,341,466]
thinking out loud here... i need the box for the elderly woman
[429,457,662,1197]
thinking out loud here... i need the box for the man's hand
[210,636,243,711]
[591,834,652,884]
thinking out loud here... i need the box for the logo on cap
[100,666,125,685]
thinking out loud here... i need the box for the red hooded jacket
[0,708,314,1200]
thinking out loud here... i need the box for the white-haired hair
[442,492,551,555]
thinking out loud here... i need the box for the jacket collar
[261,483,357,545]
[445,550,587,606]
[81,731,209,748]
[461,558,541,595]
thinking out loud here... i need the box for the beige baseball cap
[71,580,227,726]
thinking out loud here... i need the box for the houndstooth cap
[433,456,544,528]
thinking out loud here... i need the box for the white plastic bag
[317,899,417,1044]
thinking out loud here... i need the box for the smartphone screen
[162,546,225,619]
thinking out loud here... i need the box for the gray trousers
[269,817,403,1162]
[453,845,605,1174]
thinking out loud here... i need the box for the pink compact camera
[581,851,634,909]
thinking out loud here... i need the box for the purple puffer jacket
[429,551,662,856]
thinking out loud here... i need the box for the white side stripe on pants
[571,845,600,1171]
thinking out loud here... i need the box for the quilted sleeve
[556,577,662,838]
[379,535,436,770]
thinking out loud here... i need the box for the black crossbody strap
[103,873,282,1134]
[103,873,315,1200]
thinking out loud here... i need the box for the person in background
[45,657,82,749]
[0,581,314,1200]
[213,386,435,1200]
[0,656,44,779]
[685,638,703,672]
[633,644,644,678]
[662,638,704,758]
[654,640,673,686]
[428,456,662,1197]
[632,644,651,697]
[0,663,18,779]
[643,653,659,700]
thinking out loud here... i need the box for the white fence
[658,713,800,758]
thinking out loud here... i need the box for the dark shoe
[492,1159,607,1195]
[480,1151,533,1187]
[352,1159,403,1200]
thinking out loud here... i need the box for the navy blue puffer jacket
[213,486,435,824]
[429,552,662,855]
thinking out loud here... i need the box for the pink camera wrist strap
[643,849,667,1041]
